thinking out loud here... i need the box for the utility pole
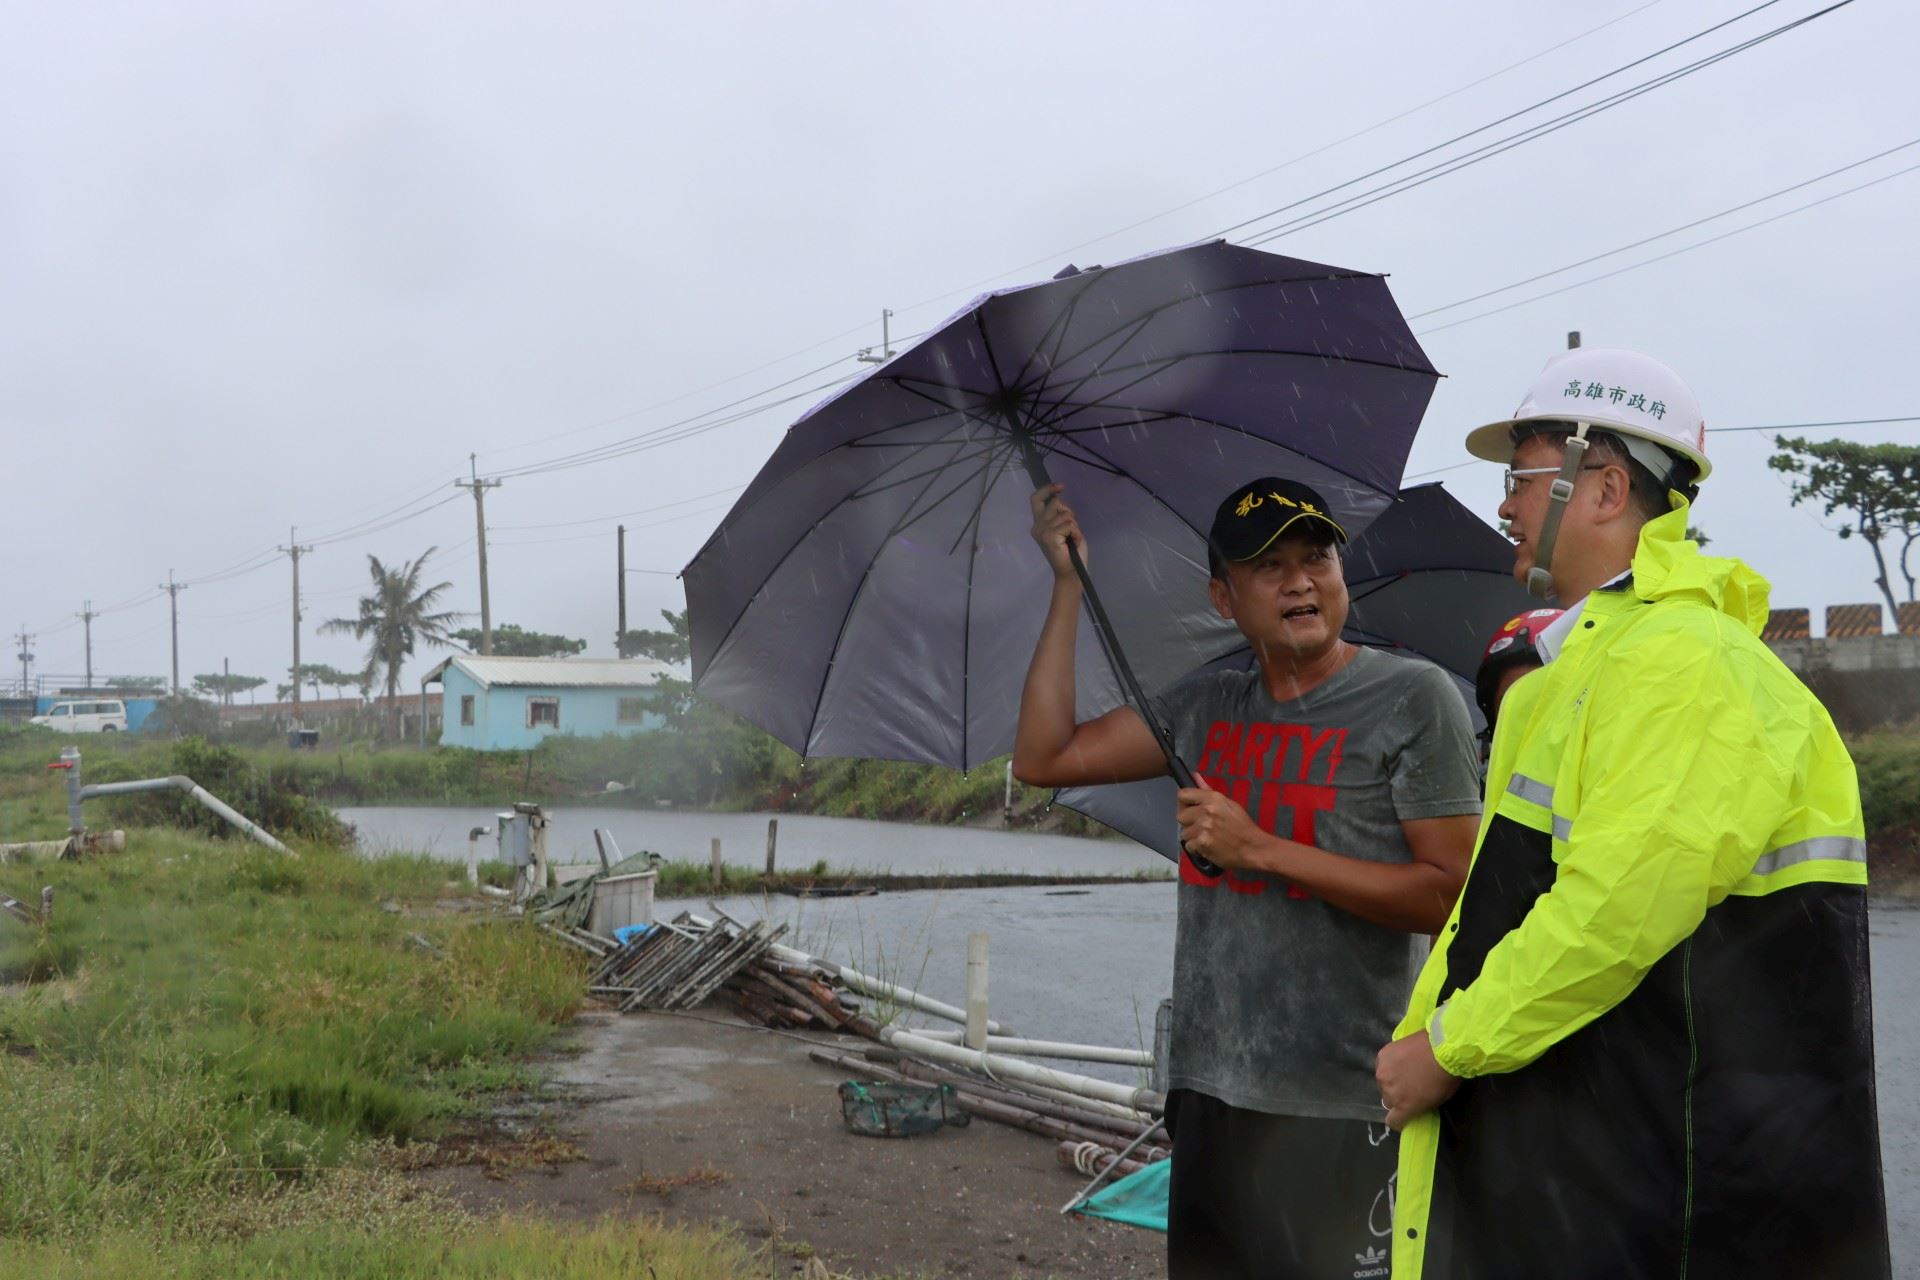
[77,600,97,692]
[278,527,313,721]
[454,455,501,655]
[856,309,897,364]
[158,571,186,696]
[223,657,231,708]
[13,628,32,696]
[616,524,627,657]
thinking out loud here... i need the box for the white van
[30,699,129,733]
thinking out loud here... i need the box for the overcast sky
[4,0,1916,697]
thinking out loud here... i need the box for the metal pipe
[880,1026,1161,1115]
[899,1027,1154,1068]
[78,775,293,856]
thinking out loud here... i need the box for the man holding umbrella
[1015,475,1483,1278]
[1374,348,1890,1278]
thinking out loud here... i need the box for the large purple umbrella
[684,240,1438,797]
[1056,483,1533,860]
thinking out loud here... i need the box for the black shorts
[1166,1089,1398,1280]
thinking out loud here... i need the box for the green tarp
[1073,1159,1169,1232]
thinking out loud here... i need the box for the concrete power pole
[617,524,627,657]
[13,628,32,696]
[278,528,313,722]
[77,600,97,692]
[455,455,501,655]
[158,571,186,696]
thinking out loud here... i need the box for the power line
[1237,2,1854,249]
[479,365,860,483]
[1407,136,1920,319]
[1215,0,1792,243]
[491,483,747,533]
[1415,159,1920,335]
[1714,416,1920,434]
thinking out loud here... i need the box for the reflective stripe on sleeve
[1553,815,1574,842]
[1507,773,1554,808]
[1750,836,1868,876]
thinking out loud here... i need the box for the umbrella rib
[798,461,961,758]
[1007,282,1090,397]
[973,307,1010,394]
[847,443,1007,502]
[1041,402,1405,504]
[693,436,987,681]
[945,440,1016,557]
[956,440,1009,768]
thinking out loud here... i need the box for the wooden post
[710,837,724,892]
[40,886,52,923]
[765,819,778,877]
[965,932,990,1051]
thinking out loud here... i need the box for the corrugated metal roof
[444,655,676,689]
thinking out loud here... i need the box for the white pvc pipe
[880,1027,1160,1115]
[903,1027,1153,1068]
[720,928,1009,1035]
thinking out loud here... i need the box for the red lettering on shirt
[1187,718,1350,898]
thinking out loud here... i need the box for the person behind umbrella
[1374,348,1890,1279]
[1014,475,1483,1279]
[1471,608,1564,766]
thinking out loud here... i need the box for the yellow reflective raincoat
[1392,503,1889,1279]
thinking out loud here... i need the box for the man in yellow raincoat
[1374,348,1890,1279]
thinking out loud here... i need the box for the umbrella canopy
[1056,483,1533,859]
[686,240,1439,772]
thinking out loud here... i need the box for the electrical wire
[1416,159,1920,335]
[1237,2,1855,248]
[1406,137,1920,319]
[490,484,748,532]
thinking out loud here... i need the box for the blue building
[422,656,674,751]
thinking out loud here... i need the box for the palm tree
[321,548,463,739]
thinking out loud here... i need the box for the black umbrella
[1055,483,1531,859]
[685,241,1438,870]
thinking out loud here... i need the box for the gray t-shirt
[1148,646,1481,1120]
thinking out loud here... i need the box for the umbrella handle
[1019,440,1223,878]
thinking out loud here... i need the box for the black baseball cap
[1207,477,1348,563]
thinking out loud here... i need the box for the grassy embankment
[0,748,835,1277]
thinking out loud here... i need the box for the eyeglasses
[1503,464,1607,498]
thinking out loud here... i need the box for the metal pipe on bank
[49,746,295,857]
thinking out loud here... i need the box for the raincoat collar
[1535,498,1771,664]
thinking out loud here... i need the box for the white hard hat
[1464,347,1710,483]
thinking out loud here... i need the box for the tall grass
[0,829,585,1243]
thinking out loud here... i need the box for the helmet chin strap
[1524,423,1592,600]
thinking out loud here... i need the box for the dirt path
[418,1008,1164,1278]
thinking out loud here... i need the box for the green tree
[1769,437,1920,618]
[191,672,267,704]
[1686,525,1710,549]
[321,548,463,738]
[618,608,690,664]
[450,623,586,658]
[277,663,370,701]
[106,675,168,694]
